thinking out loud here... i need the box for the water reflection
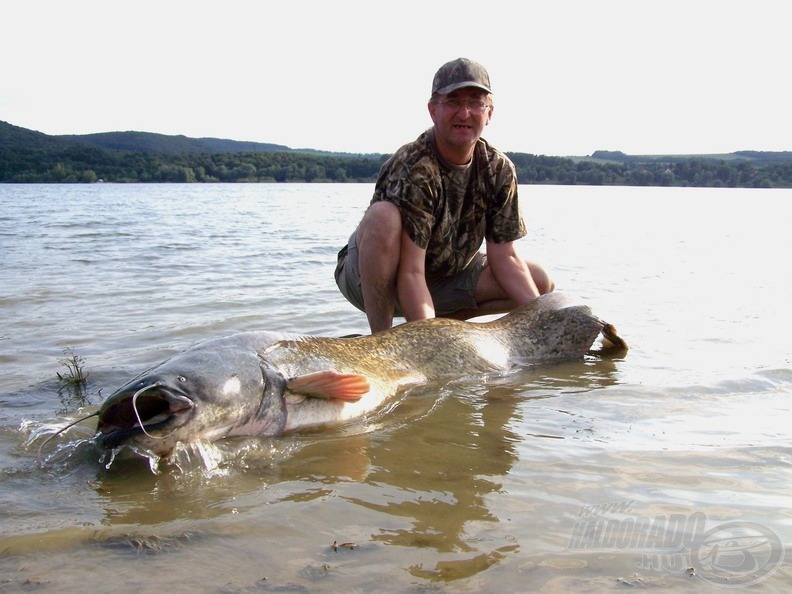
[362,389,520,551]
[88,441,293,527]
[272,358,621,581]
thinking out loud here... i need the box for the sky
[2,0,790,157]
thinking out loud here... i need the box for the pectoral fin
[286,371,371,402]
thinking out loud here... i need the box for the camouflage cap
[431,58,492,96]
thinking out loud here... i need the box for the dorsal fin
[286,371,370,402]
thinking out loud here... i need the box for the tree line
[3,143,792,188]
[0,146,389,183]
[510,154,790,188]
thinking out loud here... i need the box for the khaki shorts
[334,231,487,317]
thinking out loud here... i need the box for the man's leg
[356,202,403,333]
[445,259,555,321]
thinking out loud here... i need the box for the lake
[1,183,790,592]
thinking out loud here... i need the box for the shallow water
[1,183,790,592]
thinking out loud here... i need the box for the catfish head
[96,336,289,456]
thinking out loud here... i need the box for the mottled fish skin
[261,292,606,431]
[268,293,601,377]
[492,293,606,363]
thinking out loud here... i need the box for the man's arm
[396,229,435,322]
[485,240,540,305]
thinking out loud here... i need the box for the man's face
[428,87,492,160]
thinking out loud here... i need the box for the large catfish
[96,293,626,456]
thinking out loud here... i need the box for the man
[335,57,554,333]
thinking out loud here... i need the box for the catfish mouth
[97,383,195,448]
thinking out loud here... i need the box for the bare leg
[526,260,555,295]
[445,259,555,321]
[356,202,403,333]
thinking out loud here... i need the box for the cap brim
[435,81,492,95]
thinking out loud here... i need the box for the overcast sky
[3,0,789,156]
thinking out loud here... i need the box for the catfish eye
[178,376,187,383]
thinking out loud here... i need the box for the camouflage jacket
[371,128,527,280]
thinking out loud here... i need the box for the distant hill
[55,130,293,154]
[1,120,384,158]
[586,149,792,166]
[0,120,390,183]
[0,120,296,155]
[0,120,67,150]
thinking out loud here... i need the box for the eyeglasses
[435,98,491,115]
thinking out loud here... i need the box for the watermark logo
[568,501,784,587]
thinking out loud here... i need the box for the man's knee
[357,201,402,250]
[528,261,554,295]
